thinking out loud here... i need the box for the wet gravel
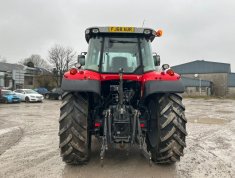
[0,98,234,178]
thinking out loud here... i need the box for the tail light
[70,68,77,75]
[95,122,101,127]
[166,69,175,76]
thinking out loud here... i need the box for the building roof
[0,62,52,75]
[228,73,235,87]
[0,62,24,72]
[35,67,52,75]
[181,76,212,87]
[172,60,231,74]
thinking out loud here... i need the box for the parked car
[34,87,49,96]
[14,89,44,102]
[45,88,63,100]
[0,90,21,103]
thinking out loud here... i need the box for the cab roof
[85,26,157,43]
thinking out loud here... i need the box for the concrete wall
[227,87,235,97]
[182,73,228,96]
[183,86,210,96]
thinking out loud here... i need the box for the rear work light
[144,29,151,34]
[70,68,77,75]
[85,29,90,34]
[92,28,99,33]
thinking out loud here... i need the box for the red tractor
[59,27,187,165]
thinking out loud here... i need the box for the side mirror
[77,55,85,66]
[153,54,160,66]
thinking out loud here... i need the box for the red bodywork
[64,69,181,96]
[64,69,180,82]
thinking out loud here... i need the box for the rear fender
[61,79,101,95]
[144,79,184,99]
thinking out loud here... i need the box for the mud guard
[61,79,101,95]
[144,80,184,98]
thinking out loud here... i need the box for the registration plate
[108,27,135,33]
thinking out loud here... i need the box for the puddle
[22,114,41,117]
[190,118,229,125]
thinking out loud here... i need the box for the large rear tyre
[146,93,187,164]
[59,92,91,165]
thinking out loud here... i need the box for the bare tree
[19,54,50,69]
[48,44,76,86]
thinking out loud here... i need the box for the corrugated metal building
[228,73,235,97]
[172,60,231,74]
[181,76,212,87]
[172,60,234,96]
[181,76,212,96]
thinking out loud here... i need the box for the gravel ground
[0,98,234,178]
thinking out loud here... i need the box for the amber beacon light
[155,29,163,37]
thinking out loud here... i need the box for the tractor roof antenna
[142,19,146,27]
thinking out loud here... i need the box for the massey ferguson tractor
[59,26,187,165]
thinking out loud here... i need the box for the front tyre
[25,97,30,103]
[58,95,62,100]
[146,93,187,164]
[4,98,8,104]
[59,92,91,164]
[45,94,49,99]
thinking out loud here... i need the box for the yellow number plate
[108,27,135,33]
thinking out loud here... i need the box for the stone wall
[183,86,210,96]
[182,73,228,96]
[227,87,235,97]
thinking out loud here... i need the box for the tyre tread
[147,93,187,164]
[59,92,90,165]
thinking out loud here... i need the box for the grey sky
[0,0,235,71]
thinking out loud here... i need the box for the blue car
[0,90,21,103]
[34,87,49,96]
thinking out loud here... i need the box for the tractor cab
[78,27,162,74]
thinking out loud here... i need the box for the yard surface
[0,98,234,178]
